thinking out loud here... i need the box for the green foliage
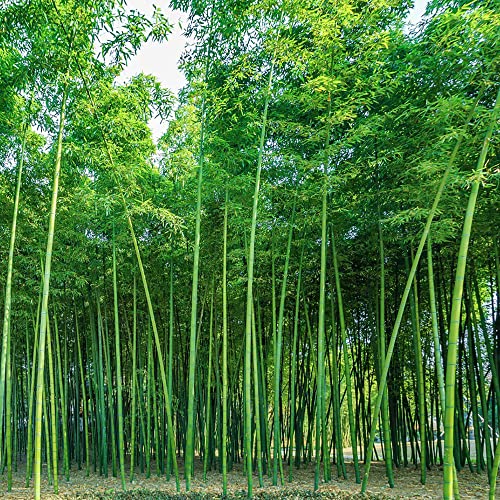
[0,0,498,497]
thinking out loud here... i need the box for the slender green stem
[378,222,393,487]
[489,440,500,500]
[222,190,229,496]
[130,276,137,482]
[112,225,126,490]
[46,319,59,493]
[75,306,90,477]
[443,87,499,499]
[33,83,68,500]
[53,312,69,481]
[289,247,304,482]
[185,70,207,492]
[203,279,215,480]
[0,102,30,463]
[273,200,295,486]
[361,89,484,493]
[331,232,359,483]
[6,331,12,490]
[244,54,276,499]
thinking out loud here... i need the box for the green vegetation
[0,1,498,499]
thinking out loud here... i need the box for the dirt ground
[0,460,496,499]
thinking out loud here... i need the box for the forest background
[0,0,498,499]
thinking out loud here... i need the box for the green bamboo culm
[470,279,493,477]
[167,260,174,480]
[5,329,12,490]
[130,275,137,482]
[361,88,484,493]
[443,86,500,500]
[331,232,359,483]
[221,190,229,496]
[288,246,304,482]
[378,221,394,487]
[25,292,41,487]
[95,302,108,477]
[146,323,152,477]
[314,46,338,490]
[42,386,52,485]
[53,312,69,482]
[75,305,90,476]
[243,52,276,499]
[251,302,264,487]
[328,257,345,480]
[46,317,59,493]
[315,164,328,491]
[112,224,126,490]
[102,303,117,478]
[407,251,426,485]
[427,236,446,430]
[273,198,295,486]
[428,237,461,496]
[33,82,69,500]
[489,440,500,500]
[0,101,31,469]
[185,80,206,491]
[72,55,181,491]
[185,10,215,485]
[203,279,215,481]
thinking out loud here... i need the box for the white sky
[407,0,430,25]
[116,1,189,140]
[119,0,429,140]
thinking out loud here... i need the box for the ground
[0,460,495,499]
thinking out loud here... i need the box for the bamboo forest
[0,0,498,498]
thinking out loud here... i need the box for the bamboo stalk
[443,87,500,499]
[331,232,360,483]
[112,226,126,489]
[33,83,69,500]
[361,88,485,493]
[222,191,229,495]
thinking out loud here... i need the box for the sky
[118,0,430,140]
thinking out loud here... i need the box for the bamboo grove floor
[0,460,496,499]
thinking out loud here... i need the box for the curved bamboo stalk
[443,87,499,499]
[361,88,485,493]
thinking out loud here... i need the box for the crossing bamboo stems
[443,87,500,499]
[378,222,393,487]
[75,307,90,476]
[361,89,484,493]
[288,247,303,482]
[331,232,359,483]
[203,280,215,481]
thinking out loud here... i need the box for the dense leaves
[0,0,498,498]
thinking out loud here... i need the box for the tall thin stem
[33,83,69,500]
[443,87,499,499]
